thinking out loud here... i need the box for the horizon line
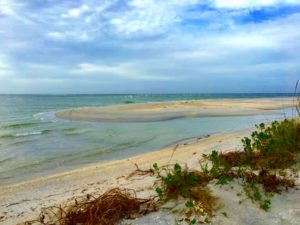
[0,92,295,96]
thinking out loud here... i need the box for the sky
[0,0,300,94]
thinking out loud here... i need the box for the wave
[14,131,43,137]
[34,111,59,122]
[15,130,51,137]
[63,127,77,132]
[0,129,51,139]
[63,128,92,136]
[2,122,40,129]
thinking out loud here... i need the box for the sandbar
[56,97,295,122]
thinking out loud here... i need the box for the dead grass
[24,188,157,225]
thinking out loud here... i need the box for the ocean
[0,94,294,185]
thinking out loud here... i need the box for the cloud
[46,31,89,41]
[46,32,65,40]
[40,1,114,42]
[74,63,126,74]
[108,0,204,36]
[0,0,299,93]
[0,0,31,23]
[212,0,300,9]
[0,0,15,16]
[109,1,176,35]
[61,4,90,18]
[73,63,174,80]
[105,0,300,37]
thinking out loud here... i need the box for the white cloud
[179,12,299,50]
[46,31,89,41]
[212,0,300,9]
[109,0,202,35]
[46,31,65,40]
[0,0,15,16]
[107,0,300,36]
[0,0,32,23]
[137,12,300,81]
[75,63,126,74]
[61,4,90,18]
[73,63,174,80]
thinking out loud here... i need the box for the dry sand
[0,128,299,225]
[56,97,295,122]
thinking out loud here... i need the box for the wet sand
[56,97,295,122]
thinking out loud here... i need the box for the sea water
[0,94,294,185]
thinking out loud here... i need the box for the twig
[167,144,179,164]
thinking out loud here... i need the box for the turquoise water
[0,94,294,185]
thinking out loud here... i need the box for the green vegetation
[153,163,216,222]
[153,118,299,223]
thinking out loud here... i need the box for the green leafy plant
[153,163,217,222]
[152,119,299,223]
[260,199,271,211]
[154,163,203,198]
[200,119,299,211]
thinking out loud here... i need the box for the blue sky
[0,0,299,93]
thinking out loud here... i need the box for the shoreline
[0,128,247,193]
[0,128,252,224]
[1,125,299,225]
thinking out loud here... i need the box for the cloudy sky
[0,0,299,93]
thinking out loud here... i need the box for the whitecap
[14,131,42,137]
[34,111,60,122]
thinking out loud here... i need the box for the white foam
[15,131,42,137]
[34,111,59,122]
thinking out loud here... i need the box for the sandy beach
[0,127,299,225]
[0,97,299,224]
[56,97,295,122]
